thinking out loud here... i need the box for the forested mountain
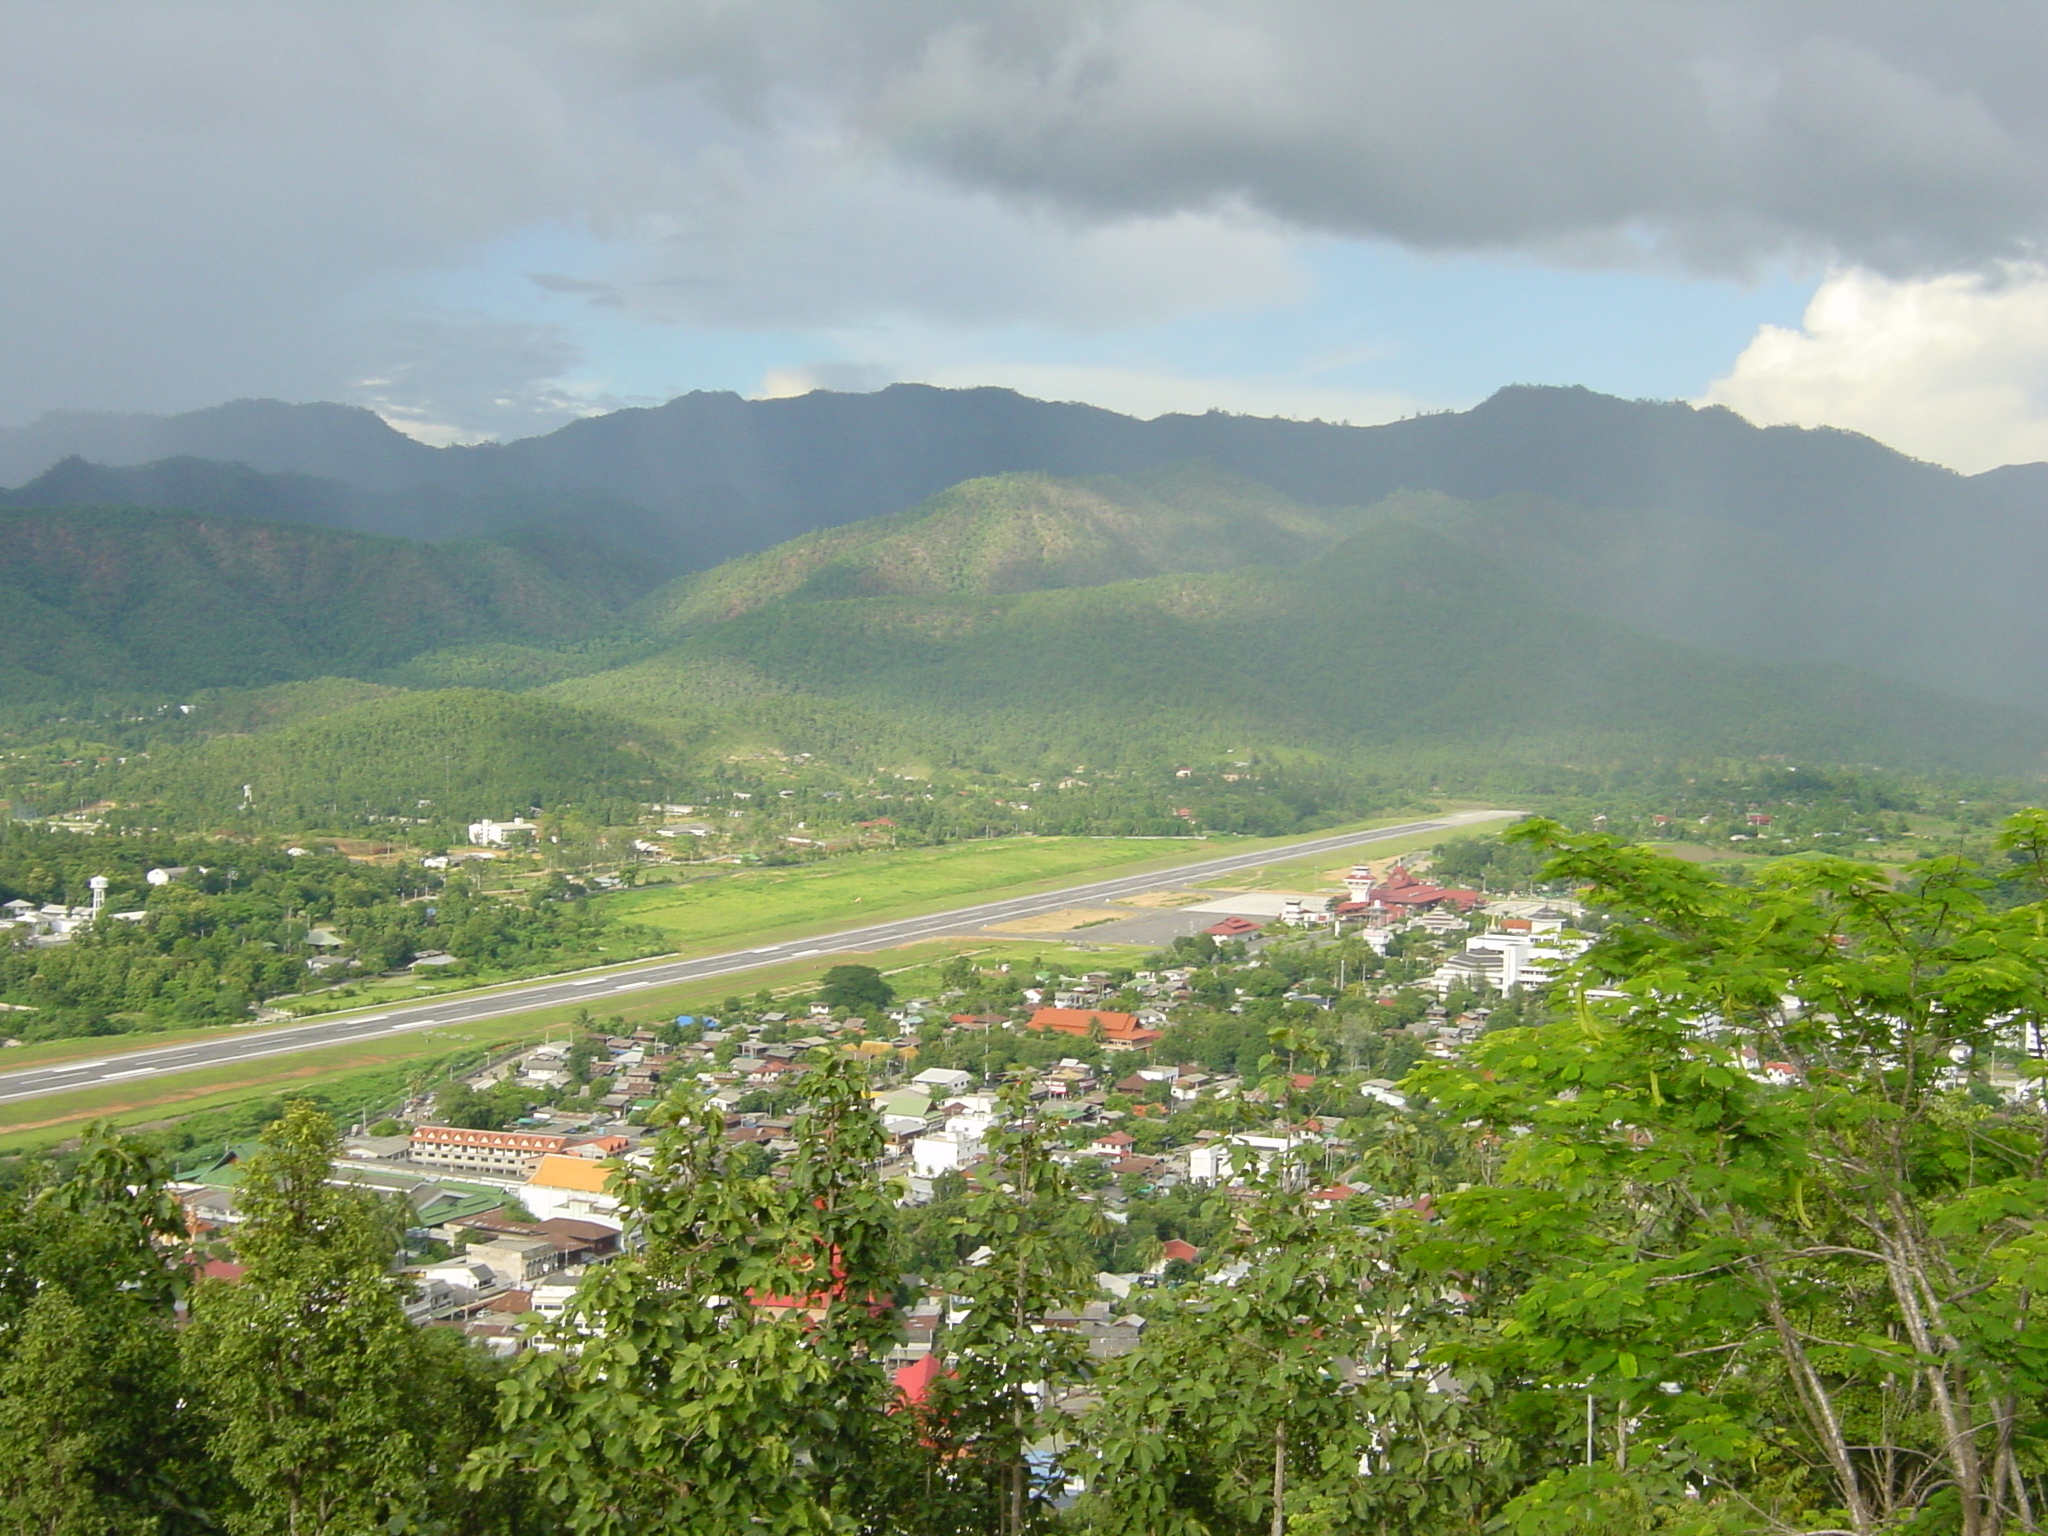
[563,501,2048,776]
[9,467,2042,828]
[0,507,658,703]
[8,383,2048,711]
[647,466,1369,629]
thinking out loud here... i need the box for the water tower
[88,874,110,917]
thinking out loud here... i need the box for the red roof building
[1025,1008,1161,1046]
[892,1354,947,1408]
[1204,916,1263,939]
[1365,867,1483,914]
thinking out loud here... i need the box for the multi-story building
[408,1125,569,1178]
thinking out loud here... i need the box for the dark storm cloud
[6,0,2047,433]
[615,0,2048,276]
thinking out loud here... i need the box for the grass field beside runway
[0,935,1154,1154]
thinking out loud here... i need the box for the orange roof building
[520,1152,624,1228]
[1024,1008,1162,1046]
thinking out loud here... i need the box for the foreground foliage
[3,817,2046,1533]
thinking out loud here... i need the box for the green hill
[559,495,2048,776]
[117,690,676,824]
[22,467,2048,828]
[644,465,1368,629]
[0,506,657,706]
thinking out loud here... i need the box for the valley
[0,809,1513,1143]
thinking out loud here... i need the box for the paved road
[0,811,1514,1108]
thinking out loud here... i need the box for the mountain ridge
[10,383,2048,713]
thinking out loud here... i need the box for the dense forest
[1,464,2044,846]
[6,821,2048,1533]
[0,505,666,707]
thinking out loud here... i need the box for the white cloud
[1704,265,2048,472]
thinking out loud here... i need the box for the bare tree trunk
[1009,1398,1026,1536]
[1755,1256,1876,1534]
[1880,1216,1993,1536]
[1271,1420,1287,1536]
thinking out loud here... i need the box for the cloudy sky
[9,1,2048,470]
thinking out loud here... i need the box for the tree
[182,1100,442,1535]
[0,1125,216,1535]
[931,1080,1102,1535]
[472,1056,912,1533]
[1080,1169,1509,1536]
[1407,814,2048,1536]
[818,963,895,1014]
[435,1079,512,1130]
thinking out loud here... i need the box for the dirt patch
[1114,890,1206,909]
[983,907,1129,935]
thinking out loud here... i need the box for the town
[166,857,1590,1374]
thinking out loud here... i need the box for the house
[466,1235,562,1288]
[911,1130,981,1177]
[1025,1008,1162,1048]
[520,1153,624,1227]
[1187,1133,1308,1185]
[417,1259,500,1295]
[893,1353,948,1408]
[877,1087,933,1120]
[1358,1079,1410,1110]
[1159,1238,1201,1267]
[1204,916,1262,940]
[910,1067,975,1094]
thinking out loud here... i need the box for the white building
[911,1130,983,1177]
[467,818,539,847]
[519,1154,624,1228]
[1427,931,1588,998]
[1187,1133,1310,1186]
[911,1067,975,1095]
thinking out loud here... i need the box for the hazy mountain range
[6,383,2048,718]
[3,384,2046,804]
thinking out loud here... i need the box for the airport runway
[0,810,1514,1107]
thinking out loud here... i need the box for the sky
[9,2,2048,472]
